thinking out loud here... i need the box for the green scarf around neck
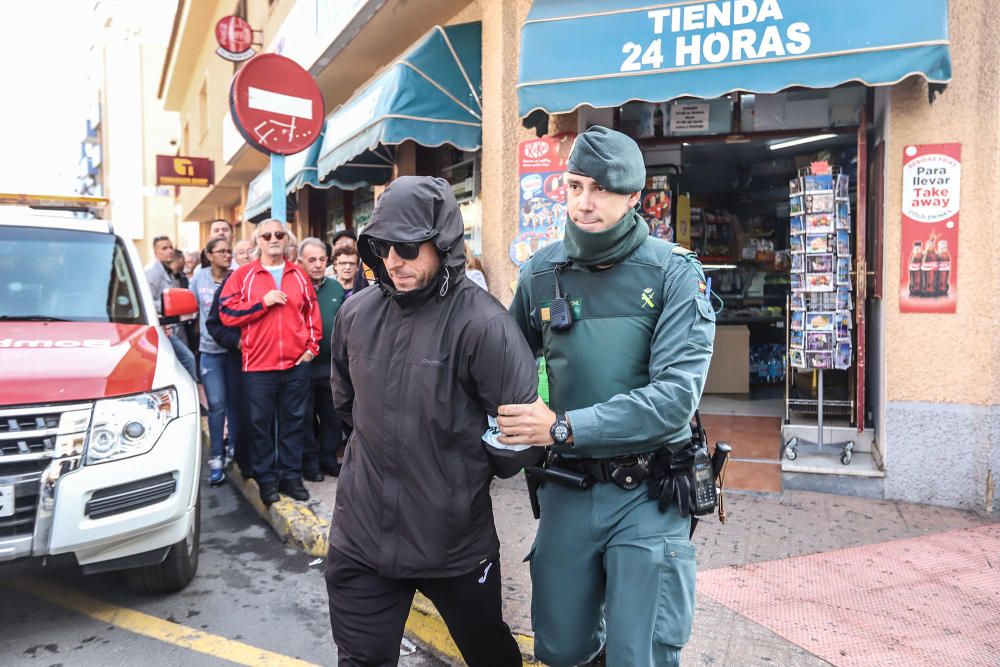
[562,207,649,266]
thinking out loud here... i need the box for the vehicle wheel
[125,486,200,594]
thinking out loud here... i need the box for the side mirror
[162,288,198,319]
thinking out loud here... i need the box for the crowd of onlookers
[144,219,487,502]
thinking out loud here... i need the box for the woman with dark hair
[190,237,235,486]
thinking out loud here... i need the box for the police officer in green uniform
[498,125,715,667]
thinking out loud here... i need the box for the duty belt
[547,451,654,488]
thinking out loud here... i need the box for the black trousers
[244,364,310,485]
[325,546,521,667]
[225,351,252,472]
[303,359,341,474]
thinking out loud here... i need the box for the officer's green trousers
[527,480,695,667]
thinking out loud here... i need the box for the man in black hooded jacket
[325,176,538,666]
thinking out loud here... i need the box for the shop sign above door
[155,155,214,187]
[216,15,257,62]
[518,0,952,116]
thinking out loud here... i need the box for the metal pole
[817,368,825,451]
[270,153,286,224]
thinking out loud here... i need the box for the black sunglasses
[368,238,422,261]
[260,231,287,241]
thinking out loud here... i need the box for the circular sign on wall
[215,16,255,62]
[229,54,325,155]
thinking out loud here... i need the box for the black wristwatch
[550,413,572,446]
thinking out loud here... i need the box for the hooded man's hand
[497,397,568,446]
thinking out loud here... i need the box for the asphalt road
[0,476,445,667]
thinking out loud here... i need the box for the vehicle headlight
[84,388,178,465]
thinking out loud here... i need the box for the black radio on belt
[690,412,718,516]
[549,264,573,333]
[690,447,717,515]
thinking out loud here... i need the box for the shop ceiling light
[768,134,838,151]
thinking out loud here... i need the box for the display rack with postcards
[784,163,856,465]
[787,165,853,371]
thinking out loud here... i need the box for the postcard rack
[784,164,856,465]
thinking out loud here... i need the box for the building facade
[158,0,998,511]
[80,1,181,264]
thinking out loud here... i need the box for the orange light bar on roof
[0,193,110,210]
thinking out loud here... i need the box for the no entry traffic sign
[229,54,325,156]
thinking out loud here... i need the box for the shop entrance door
[667,133,860,492]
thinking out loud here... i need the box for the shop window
[618,97,734,138]
[440,149,479,204]
[324,188,345,240]
[418,146,479,204]
[353,188,375,231]
[740,85,865,133]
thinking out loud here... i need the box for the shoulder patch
[671,245,695,256]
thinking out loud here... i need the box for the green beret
[567,125,646,194]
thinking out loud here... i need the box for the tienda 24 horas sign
[622,0,810,71]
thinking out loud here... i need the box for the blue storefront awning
[317,22,482,186]
[518,0,951,116]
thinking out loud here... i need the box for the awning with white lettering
[518,0,951,116]
[316,22,482,186]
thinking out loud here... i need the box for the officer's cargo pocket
[688,298,716,351]
[653,537,697,647]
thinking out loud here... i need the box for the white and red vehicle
[0,195,201,593]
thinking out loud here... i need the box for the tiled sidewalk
[302,473,996,665]
[698,524,1000,666]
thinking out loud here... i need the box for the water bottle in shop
[767,350,780,384]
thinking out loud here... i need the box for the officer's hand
[263,290,287,307]
[497,398,561,447]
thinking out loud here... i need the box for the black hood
[358,176,466,301]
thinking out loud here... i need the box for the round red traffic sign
[229,54,325,155]
[216,15,253,54]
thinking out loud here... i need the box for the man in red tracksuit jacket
[220,218,322,505]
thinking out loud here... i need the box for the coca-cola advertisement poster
[510,133,575,266]
[900,143,960,313]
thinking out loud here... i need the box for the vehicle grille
[85,473,177,520]
[0,471,42,538]
[0,404,88,542]
[0,411,59,459]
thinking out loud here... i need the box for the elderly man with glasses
[219,219,321,505]
[297,237,345,481]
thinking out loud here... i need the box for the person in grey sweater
[145,235,196,379]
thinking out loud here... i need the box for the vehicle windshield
[0,225,145,324]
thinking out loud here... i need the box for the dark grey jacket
[329,176,538,577]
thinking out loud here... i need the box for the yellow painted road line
[407,593,543,667]
[9,576,319,667]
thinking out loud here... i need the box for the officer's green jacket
[510,237,715,459]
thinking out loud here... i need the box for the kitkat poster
[510,134,575,266]
[899,143,960,313]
